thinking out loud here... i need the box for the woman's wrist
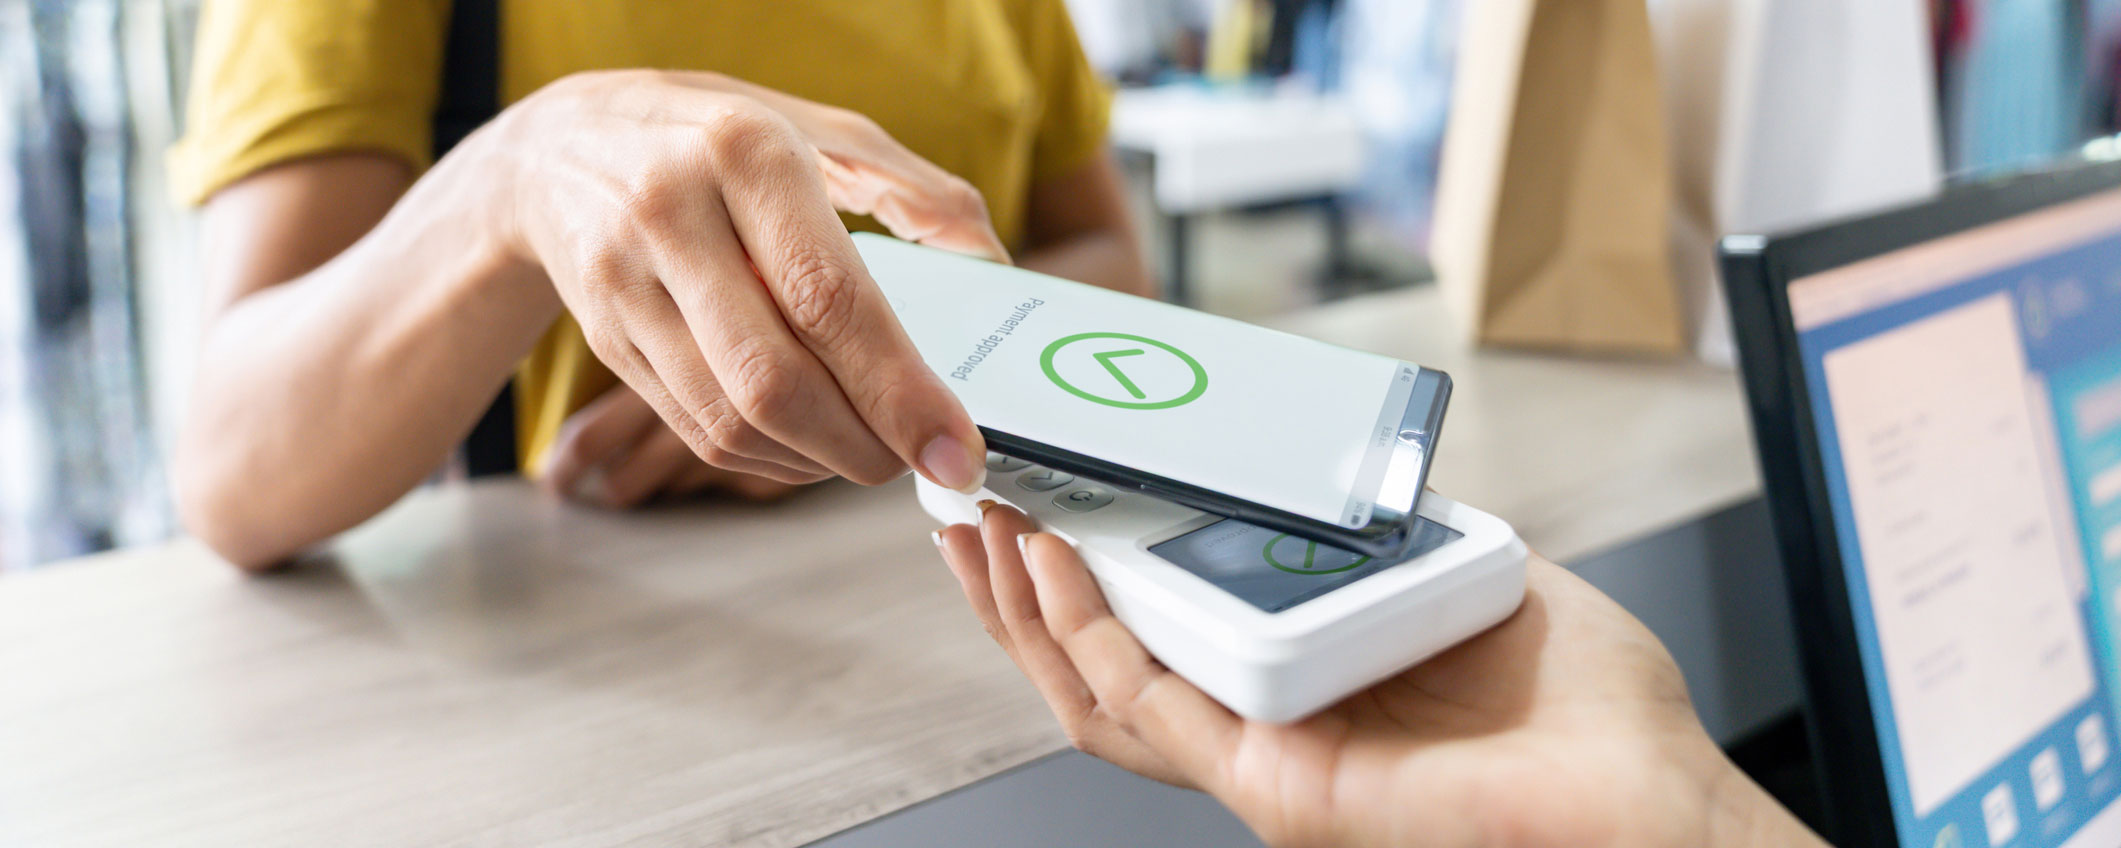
[451,101,540,280]
[434,102,565,321]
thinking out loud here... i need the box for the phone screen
[856,234,1441,540]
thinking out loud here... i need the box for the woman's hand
[538,383,805,508]
[177,67,1013,568]
[482,70,1002,494]
[934,505,1826,848]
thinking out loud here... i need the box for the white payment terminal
[918,457,1528,723]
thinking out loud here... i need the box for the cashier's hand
[935,506,1827,848]
[538,384,807,507]
[490,69,1002,493]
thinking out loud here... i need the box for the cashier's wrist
[1691,742,1827,848]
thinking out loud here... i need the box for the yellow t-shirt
[171,0,1111,472]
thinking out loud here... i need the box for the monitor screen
[1790,187,2121,847]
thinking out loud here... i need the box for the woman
[170,0,1150,569]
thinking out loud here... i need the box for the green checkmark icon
[1039,332,1207,410]
[1092,348,1148,399]
[1262,534,1371,575]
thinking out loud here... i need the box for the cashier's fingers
[975,506,1048,639]
[975,512,1194,788]
[934,522,1018,665]
[1022,532,1242,794]
[977,509,1106,724]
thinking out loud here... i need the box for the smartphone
[854,234,1450,558]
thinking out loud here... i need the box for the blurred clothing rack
[0,0,190,571]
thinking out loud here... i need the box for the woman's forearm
[1018,229,1154,297]
[1017,151,1152,298]
[176,154,560,569]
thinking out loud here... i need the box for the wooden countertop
[0,287,1759,846]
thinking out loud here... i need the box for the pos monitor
[1723,157,2121,848]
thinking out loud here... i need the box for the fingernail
[920,434,986,494]
[574,467,613,507]
[1015,532,1035,558]
[976,498,999,514]
[930,529,946,549]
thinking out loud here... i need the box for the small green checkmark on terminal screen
[1262,534,1371,575]
[1040,332,1207,410]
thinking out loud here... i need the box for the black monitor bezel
[1718,155,2121,848]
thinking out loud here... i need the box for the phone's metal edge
[978,366,1452,559]
[1404,367,1451,509]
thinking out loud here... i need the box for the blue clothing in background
[1950,0,2085,174]
[1340,0,1458,246]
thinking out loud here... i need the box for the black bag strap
[435,0,518,477]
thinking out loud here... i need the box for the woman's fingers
[597,428,697,508]
[516,77,989,495]
[665,463,812,501]
[666,461,724,498]
[637,189,908,485]
[541,383,663,496]
[609,287,837,478]
[706,108,987,495]
[557,413,826,508]
[607,346,830,487]
[815,144,1010,263]
[1024,531,1243,795]
[545,382,837,509]
[676,74,1009,263]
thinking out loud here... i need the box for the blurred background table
[0,286,1780,847]
[1110,86,1368,305]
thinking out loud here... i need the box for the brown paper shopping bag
[1431,0,1686,354]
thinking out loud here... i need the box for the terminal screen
[1149,516,1461,613]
